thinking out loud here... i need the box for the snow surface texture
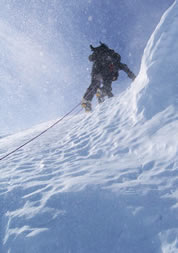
[0,2,178,253]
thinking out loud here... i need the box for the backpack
[89,43,121,80]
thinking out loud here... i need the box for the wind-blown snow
[0,18,78,135]
[0,2,178,253]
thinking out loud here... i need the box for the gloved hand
[128,71,136,81]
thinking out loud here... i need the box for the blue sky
[0,0,174,134]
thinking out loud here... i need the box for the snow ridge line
[0,102,82,162]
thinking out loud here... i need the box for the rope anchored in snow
[0,102,82,162]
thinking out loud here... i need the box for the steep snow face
[0,95,178,253]
[133,1,178,119]
[0,2,178,253]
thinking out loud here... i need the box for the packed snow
[0,1,178,253]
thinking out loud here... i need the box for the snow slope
[0,2,178,253]
[133,0,178,120]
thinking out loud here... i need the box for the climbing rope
[0,102,82,161]
[0,83,97,162]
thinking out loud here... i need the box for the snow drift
[0,2,178,253]
[134,0,178,119]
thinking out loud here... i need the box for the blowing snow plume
[0,2,178,253]
[132,1,178,120]
[0,3,79,135]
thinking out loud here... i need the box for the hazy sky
[0,0,174,134]
[0,0,173,69]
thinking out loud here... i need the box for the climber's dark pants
[83,73,113,101]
